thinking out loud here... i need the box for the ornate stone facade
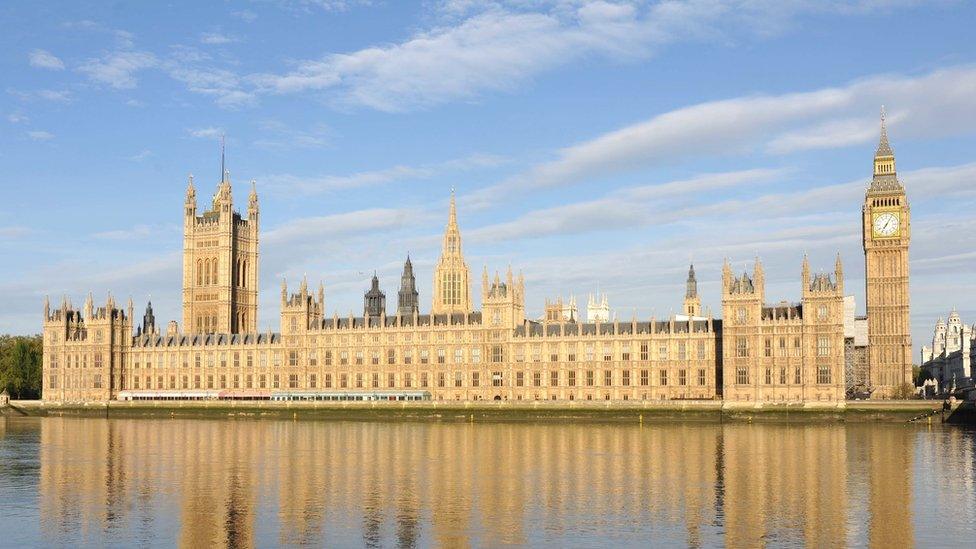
[182,167,259,335]
[41,117,912,404]
[862,108,913,397]
[720,256,847,403]
[431,192,471,315]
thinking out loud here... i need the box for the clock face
[873,212,900,238]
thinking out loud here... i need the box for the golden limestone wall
[40,127,907,404]
[862,141,912,395]
[182,175,259,336]
[721,257,846,404]
[41,295,130,403]
[117,315,718,402]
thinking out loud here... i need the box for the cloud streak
[28,49,65,70]
[250,0,925,111]
[261,153,506,194]
[465,64,976,208]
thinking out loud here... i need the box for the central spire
[432,190,471,315]
[442,188,462,257]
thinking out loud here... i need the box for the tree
[0,335,42,400]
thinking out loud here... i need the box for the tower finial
[448,188,457,225]
[220,134,226,183]
[876,105,892,157]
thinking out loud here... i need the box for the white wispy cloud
[284,0,374,13]
[27,130,54,141]
[232,10,258,22]
[78,50,158,89]
[28,49,65,70]
[465,168,789,243]
[249,0,924,111]
[251,121,331,150]
[264,207,425,247]
[200,32,238,45]
[127,149,153,162]
[465,64,976,208]
[186,126,224,139]
[262,153,506,194]
[8,89,72,103]
[165,64,255,108]
[7,112,29,124]
[91,224,156,240]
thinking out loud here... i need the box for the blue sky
[1,0,975,359]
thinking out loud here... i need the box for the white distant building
[587,292,610,323]
[542,296,578,322]
[920,308,975,395]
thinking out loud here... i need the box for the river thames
[0,416,973,548]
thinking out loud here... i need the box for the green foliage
[0,335,43,400]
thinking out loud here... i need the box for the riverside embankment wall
[4,399,965,423]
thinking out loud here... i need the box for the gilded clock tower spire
[862,107,912,398]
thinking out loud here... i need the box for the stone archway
[493,395,502,401]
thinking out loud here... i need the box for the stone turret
[397,256,419,317]
[683,264,701,317]
[364,273,386,318]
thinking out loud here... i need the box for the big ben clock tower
[863,108,912,398]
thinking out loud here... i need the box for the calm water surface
[0,416,973,548]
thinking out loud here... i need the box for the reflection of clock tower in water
[862,108,912,397]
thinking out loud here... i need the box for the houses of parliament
[40,113,913,404]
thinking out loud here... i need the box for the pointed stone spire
[248,179,259,216]
[876,105,893,157]
[476,265,486,302]
[44,295,50,319]
[802,253,810,288]
[143,299,156,336]
[432,189,471,314]
[834,252,844,293]
[685,264,697,299]
[871,106,901,187]
[220,134,227,183]
[280,278,288,305]
[448,187,457,225]
[683,263,701,317]
[398,256,419,317]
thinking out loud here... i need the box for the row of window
[121,367,712,392]
[734,336,833,358]
[121,341,713,370]
[47,374,102,390]
[733,365,833,385]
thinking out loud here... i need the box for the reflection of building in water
[33,418,947,547]
[867,427,913,548]
[722,424,848,547]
